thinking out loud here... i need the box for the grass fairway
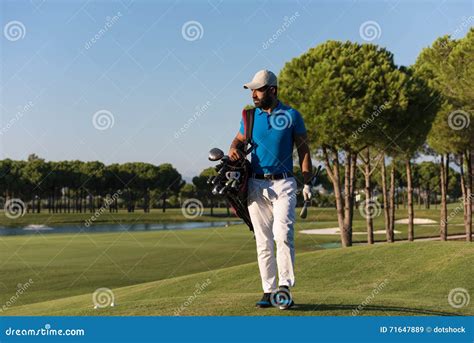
[0,206,471,316]
[3,241,473,316]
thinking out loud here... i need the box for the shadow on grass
[291,303,461,316]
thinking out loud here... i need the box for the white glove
[303,184,312,201]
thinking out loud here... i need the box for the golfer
[228,69,313,310]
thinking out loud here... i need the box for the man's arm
[228,132,246,161]
[294,133,313,184]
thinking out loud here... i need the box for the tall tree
[392,67,438,241]
[415,31,473,241]
[280,41,406,246]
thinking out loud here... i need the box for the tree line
[279,28,473,245]
[0,155,184,213]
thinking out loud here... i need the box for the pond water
[0,221,242,236]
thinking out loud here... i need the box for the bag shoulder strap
[242,107,255,144]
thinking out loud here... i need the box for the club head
[208,148,225,161]
[212,185,220,195]
[212,174,223,185]
[229,179,239,191]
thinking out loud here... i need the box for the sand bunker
[394,218,437,224]
[300,217,437,235]
[300,228,401,235]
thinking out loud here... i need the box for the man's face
[252,86,275,109]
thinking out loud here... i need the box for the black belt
[251,172,293,180]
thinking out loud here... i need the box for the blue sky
[0,0,472,179]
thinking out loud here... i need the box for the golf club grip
[312,165,322,184]
[299,165,322,219]
[300,201,309,219]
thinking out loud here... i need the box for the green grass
[0,206,470,316]
[3,241,473,316]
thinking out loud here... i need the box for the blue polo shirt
[239,102,306,174]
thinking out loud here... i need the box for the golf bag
[207,108,255,232]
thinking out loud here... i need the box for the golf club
[299,165,322,219]
[208,148,225,161]
[207,147,254,232]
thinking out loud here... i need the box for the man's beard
[253,95,273,109]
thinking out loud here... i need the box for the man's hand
[229,132,246,161]
[302,184,312,201]
[228,148,243,161]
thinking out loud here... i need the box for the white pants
[247,177,297,293]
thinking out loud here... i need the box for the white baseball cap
[243,69,278,90]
